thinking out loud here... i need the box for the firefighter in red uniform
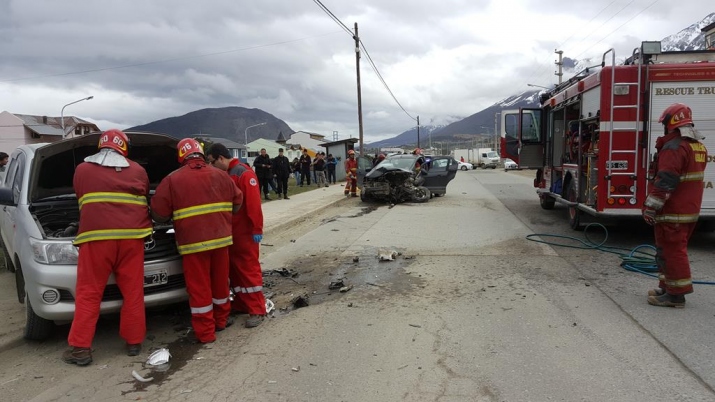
[151,139,243,343]
[63,129,152,366]
[344,149,358,197]
[643,103,707,308]
[206,143,267,328]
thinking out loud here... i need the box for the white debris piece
[147,348,172,366]
[378,249,398,261]
[132,370,154,382]
[266,299,275,314]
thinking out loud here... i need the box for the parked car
[504,158,518,171]
[457,160,474,171]
[358,154,458,203]
[0,132,186,340]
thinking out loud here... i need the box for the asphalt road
[0,169,713,401]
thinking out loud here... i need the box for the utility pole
[417,115,420,149]
[354,22,364,155]
[554,49,564,84]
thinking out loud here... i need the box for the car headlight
[29,237,79,265]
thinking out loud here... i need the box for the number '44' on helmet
[98,129,130,157]
[658,103,694,133]
[177,138,204,164]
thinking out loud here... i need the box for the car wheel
[540,194,555,210]
[490,166,496,169]
[480,163,486,169]
[24,294,55,341]
[16,265,26,304]
[460,166,467,171]
[412,186,430,203]
[567,182,582,230]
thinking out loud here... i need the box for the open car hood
[29,132,180,203]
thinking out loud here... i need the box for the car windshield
[487,151,498,158]
[376,155,416,170]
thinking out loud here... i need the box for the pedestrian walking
[63,129,152,366]
[253,148,273,200]
[326,153,337,184]
[207,143,267,328]
[643,103,707,308]
[151,139,243,343]
[344,149,358,197]
[272,148,292,199]
[299,149,312,186]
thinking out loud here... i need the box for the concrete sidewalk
[261,182,352,236]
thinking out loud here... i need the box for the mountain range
[128,12,715,149]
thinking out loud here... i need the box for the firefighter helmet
[412,148,422,155]
[347,149,355,156]
[377,153,386,161]
[658,103,694,133]
[98,129,130,157]
[177,138,204,164]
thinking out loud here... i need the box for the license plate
[144,270,168,287]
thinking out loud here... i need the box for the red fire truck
[501,41,715,229]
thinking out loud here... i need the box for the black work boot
[62,347,93,366]
[647,293,685,308]
[126,343,142,357]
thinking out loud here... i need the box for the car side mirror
[0,187,16,207]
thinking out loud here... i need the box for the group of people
[63,131,266,366]
[252,148,339,201]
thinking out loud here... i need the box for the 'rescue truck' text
[500,41,715,229]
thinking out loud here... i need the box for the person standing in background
[272,148,292,200]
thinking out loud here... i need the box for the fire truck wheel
[539,194,555,210]
[567,183,582,230]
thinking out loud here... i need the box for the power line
[312,0,353,37]
[359,40,416,121]
[0,32,340,83]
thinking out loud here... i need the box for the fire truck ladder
[604,48,642,202]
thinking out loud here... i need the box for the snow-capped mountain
[661,12,715,51]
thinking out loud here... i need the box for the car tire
[24,295,55,341]
[540,194,556,210]
[16,265,26,304]
[480,163,486,169]
[360,191,370,202]
[460,166,468,171]
[412,186,430,203]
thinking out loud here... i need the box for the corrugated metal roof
[13,114,98,136]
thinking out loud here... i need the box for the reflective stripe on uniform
[655,214,700,223]
[73,227,153,245]
[78,192,147,210]
[235,285,263,294]
[172,202,233,221]
[665,278,693,288]
[679,172,704,182]
[177,235,233,255]
[212,297,229,305]
[190,304,213,314]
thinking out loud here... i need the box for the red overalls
[345,157,358,196]
[226,159,266,315]
[69,160,152,348]
[645,133,707,295]
[151,159,243,342]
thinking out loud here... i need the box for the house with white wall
[0,111,100,153]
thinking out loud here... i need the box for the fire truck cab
[501,41,715,229]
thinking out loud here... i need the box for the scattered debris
[97,365,108,370]
[290,239,296,243]
[397,365,409,370]
[268,380,277,384]
[291,366,301,372]
[328,279,345,290]
[265,299,275,314]
[367,282,385,288]
[348,302,353,307]
[132,370,154,383]
[331,229,339,232]
[309,363,317,366]
[179,390,192,394]
[378,249,399,261]
[408,324,422,328]
[403,255,414,260]
[352,256,360,263]
[291,294,310,308]
[339,285,353,293]
[147,348,171,366]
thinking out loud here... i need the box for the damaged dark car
[358,154,458,204]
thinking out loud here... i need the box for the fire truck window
[504,114,518,140]
[521,113,541,143]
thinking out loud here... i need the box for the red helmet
[347,149,355,156]
[658,103,694,133]
[177,138,204,164]
[377,153,386,161]
[412,148,422,155]
[98,129,130,157]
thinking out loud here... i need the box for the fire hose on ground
[525,223,715,286]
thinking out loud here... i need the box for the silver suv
[0,132,187,340]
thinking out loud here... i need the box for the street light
[244,122,267,154]
[60,96,94,134]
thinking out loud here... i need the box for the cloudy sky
[0,0,711,142]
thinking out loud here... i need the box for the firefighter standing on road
[344,149,358,197]
[63,129,152,366]
[207,143,267,328]
[151,139,243,343]
[643,103,707,308]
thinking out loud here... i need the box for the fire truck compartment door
[518,108,544,169]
